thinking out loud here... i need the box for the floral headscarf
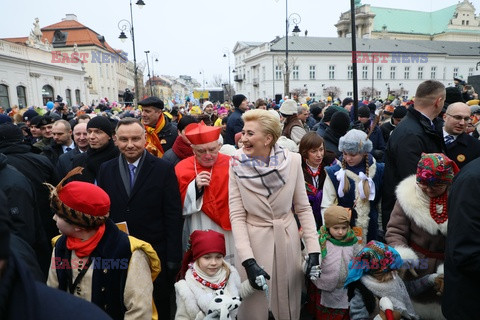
[416,153,459,186]
[344,240,403,287]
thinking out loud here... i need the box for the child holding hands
[308,205,361,319]
[175,230,256,319]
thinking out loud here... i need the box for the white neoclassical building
[232,0,480,103]
[2,15,142,108]
[232,36,480,102]
[0,37,85,108]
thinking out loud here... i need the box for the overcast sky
[2,0,479,85]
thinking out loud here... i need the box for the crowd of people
[1,79,480,320]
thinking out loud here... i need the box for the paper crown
[185,121,221,145]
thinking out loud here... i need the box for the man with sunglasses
[443,102,480,168]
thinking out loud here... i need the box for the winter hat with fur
[339,129,373,154]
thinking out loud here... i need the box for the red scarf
[66,224,106,258]
[175,154,231,230]
[172,136,194,160]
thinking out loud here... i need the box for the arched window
[17,85,27,107]
[0,84,10,108]
[65,89,72,106]
[75,89,81,105]
[42,85,54,106]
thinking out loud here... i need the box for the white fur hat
[338,129,372,154]
[279,99,298,116]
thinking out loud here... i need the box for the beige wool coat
[229,150,320,320]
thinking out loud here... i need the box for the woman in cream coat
[229,109,320,320]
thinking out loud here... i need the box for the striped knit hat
[45,167,110,229]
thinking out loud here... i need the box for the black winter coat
[381,106,445,230]
[444,157,480,319]
[0,143,59,242]
[445,132,480,169]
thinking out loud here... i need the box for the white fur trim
[394,246,419,262]
[344,159,377,243]
[411,300,445,320]
[175,280,202,318]
[395,175,448,236]
[436,264,444,274]
[379,297,393,311]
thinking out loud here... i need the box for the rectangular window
[329,65,335,80]
[376,66,382,80]
[347,65,353,80]
[309,92,316,97]
[453,67,459,78]
[262,66,266,81]
[362,65,368,80]
[75,89,81,105]
[65,89,72,106]
[404,66,410,80]
[292,65,299,80]
[418,66,424,80]
[431,66,436,79]
[0,84,9,108]
[390,66,396,80]
[275,66,282,80]
[347,91,353,97]
[469,67,474,76]
[16,86,26,108]
[309,65,316,80]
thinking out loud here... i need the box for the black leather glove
[242,258,270,290]
[306,253,321,280]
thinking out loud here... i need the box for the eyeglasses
[446,113,471,122]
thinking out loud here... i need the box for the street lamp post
[144,50,153,96]
[223,49,231,99]
[118,0,145,104]
[285,0,301,98]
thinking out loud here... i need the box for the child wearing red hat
[174,230,256,319]
[46,168,161,320]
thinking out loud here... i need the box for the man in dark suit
[443,102,480,169]
[97,117,183,320]
[57,122,88,178]
[382,80,446,232]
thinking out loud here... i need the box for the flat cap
[138,96,164,110]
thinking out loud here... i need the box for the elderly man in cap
[70,116,119,183]
[97,117,183,319]
[225,94,248,145]
[138,96,177,157]
[175,122,235,265]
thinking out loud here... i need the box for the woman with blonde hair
[229,109,320,320]
[321,129,384,244]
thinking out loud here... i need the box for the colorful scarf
[144,113,166,158]
[318,225,357,259]
[231,144,290,198]
[416,153,459,186]
[66,224,106,258]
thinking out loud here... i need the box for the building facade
[335,0,480,42]
[233,36,480,102]
[0,38,85,108]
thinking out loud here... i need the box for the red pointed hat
[185,121,221,145]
